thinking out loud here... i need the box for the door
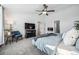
[54,20,60,33]
[37,21,45,35]
[0,6,4,45]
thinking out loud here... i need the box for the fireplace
[25,23,36,38]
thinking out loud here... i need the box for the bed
[32,28,79,55]
[32,33,62,55]
[32,36,79,55]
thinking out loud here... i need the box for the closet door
[0,6,4,45]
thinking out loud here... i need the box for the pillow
[63,28,79,46]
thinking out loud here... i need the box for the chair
[11,31,22,42]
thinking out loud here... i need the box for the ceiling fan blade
[47,10,55,12]
[39,13,42,15]
[46,13,48,16]
[36,10,42,12]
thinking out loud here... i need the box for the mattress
[57,41,79,55]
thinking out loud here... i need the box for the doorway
[54,20,60,33]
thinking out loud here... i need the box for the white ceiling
[2,4,75,14]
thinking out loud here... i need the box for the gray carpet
[0,39,46,55]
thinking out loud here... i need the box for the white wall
[45,5,79,33]
[12,14,40,37]
[4,5,79,37]
[4,11,46,37]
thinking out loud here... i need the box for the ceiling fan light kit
[43,12,47,14]
[36,4,55,16]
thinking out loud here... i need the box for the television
[25,23,35,29]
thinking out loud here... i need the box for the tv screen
[25,23,35,29]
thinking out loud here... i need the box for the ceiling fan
[36,4,55,16]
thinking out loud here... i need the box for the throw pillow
[63,28,79,46]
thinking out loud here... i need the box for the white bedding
[32,34,62,55]
[32,32,79,55]
[57,41,79,55]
